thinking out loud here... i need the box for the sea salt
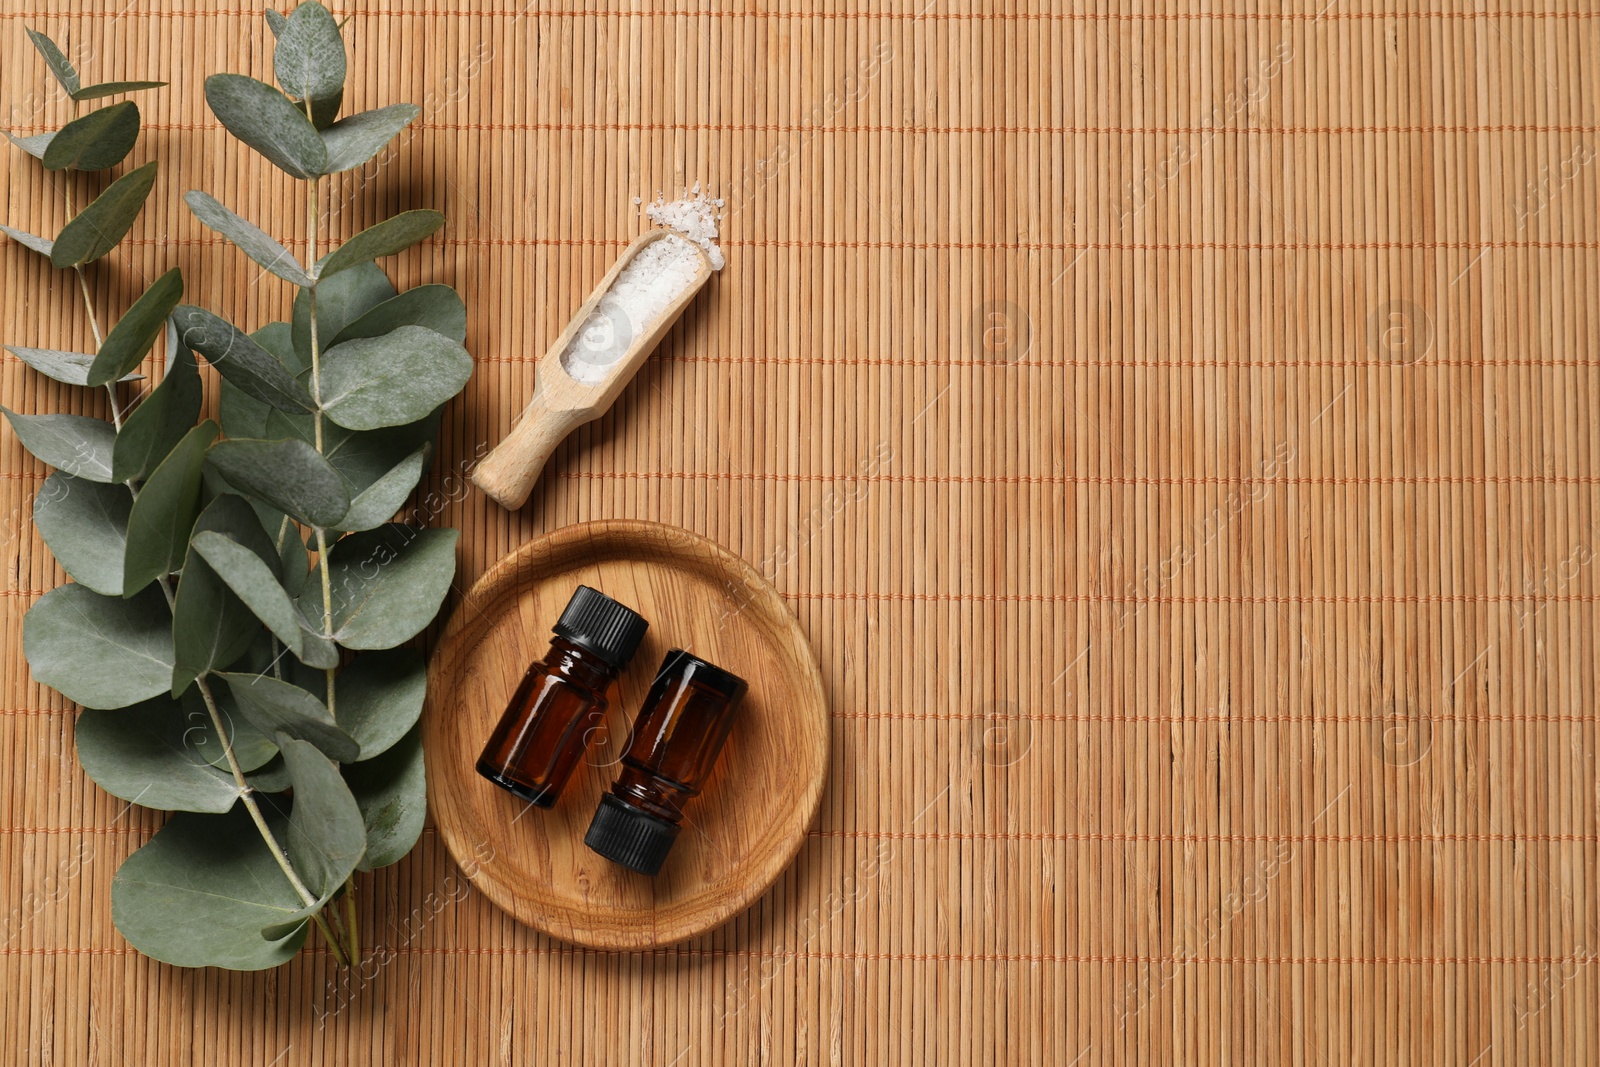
[559,232,705,385]
[643,182,726,270]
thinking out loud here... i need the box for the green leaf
[23,584,172,709]
[204,73,328,179]
[172,305,315,413]
[4,130,55,159]
[292,261,394,363]
[171,495,277,694]
[206,437,350,528]
[319,326,472,431]
[320,104,419,174]
[192,678,279,773]
[271,735,367,893]
[89,267,183,387]
[111,806,311,970]
[0,223,54,257]
[192,530,334,669]
[323,525,458,649]
[344,725,424,870]
[216,672,359,763]
[338,446,427,531]
[184,192,311,286]
[111,324,200,483]
[335,647,427,760]
[2,409,116,482]
[42,101,140,171]
[71,80,167,102]
[265,9,289,36]
[274,2,345,110]
[330,283,466,346]
[318,210,444,280]
[6,345,140,387]
[51,160,158,268]
[122,421,219,595]
[33,473,131,596]
[76,697,244,814]
[255,320,305,373]
[248,753,291,793]
[26,29,79,95]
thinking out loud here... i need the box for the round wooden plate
[423,519,829,950]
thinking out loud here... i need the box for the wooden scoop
[471,230,714,510]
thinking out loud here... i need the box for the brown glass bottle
[583,649,747,875]
[476,585,648,807]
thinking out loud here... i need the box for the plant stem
[303,170,362,952]
[344,885,360,963]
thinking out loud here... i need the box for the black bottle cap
[552,585,648,670]
[584,794,680,876]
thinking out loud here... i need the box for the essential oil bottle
[476,585,648,807]
[583,649,748,875]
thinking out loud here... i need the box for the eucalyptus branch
[7,7,464,971]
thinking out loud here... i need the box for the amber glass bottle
[476,585,648,807]
[583,649,748,875]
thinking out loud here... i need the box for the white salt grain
[643,182,726,270]
[559,233,704,385]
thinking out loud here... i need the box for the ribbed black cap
[584,794,680,875]
[552,585,648,670]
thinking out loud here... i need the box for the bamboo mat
[2,2,1597,1064]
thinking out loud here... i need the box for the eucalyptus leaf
[192,529,333,669]
[51,160,158,268]
[344,725,424,870]
[2,409,117,482]
[25,29,79,95]
[322,525,458,649]
[111,807,311,971]
[320,104,419,174]
[222,371,441,520]
[254,321,305,373]
[4,130,55,159]
[71,80,167,102]
[89,267,183,386]
[248,753,291,793]
[172,305,315,413]
[23,584,172,709]
[184,191,311,286]
[217,672,359,763]
[5,345,140,387]
[206,437,349,528]
[329,284,466,346]
[32,473,131,596]
[318,326,472,431]
[274,2,345,109]
[317,210,444,280]
[192,666,280,773]
[204,73,328,179]
[111,326,200,482]
[171,495,277,695]
[75,697,244,814]
[334,647,427,761]
[42,101,140,171]
[0,223,54,257]
[338,446,427,531]
[270,735,367,894]
[122,421,219,595]
[292,262,394,364]
[265,9,289,36]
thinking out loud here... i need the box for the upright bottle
[476,585,648,807]
[584,649,748,875]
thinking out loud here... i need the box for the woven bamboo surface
[2,2,1597,1064]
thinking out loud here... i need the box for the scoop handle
[470,390,592,510]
